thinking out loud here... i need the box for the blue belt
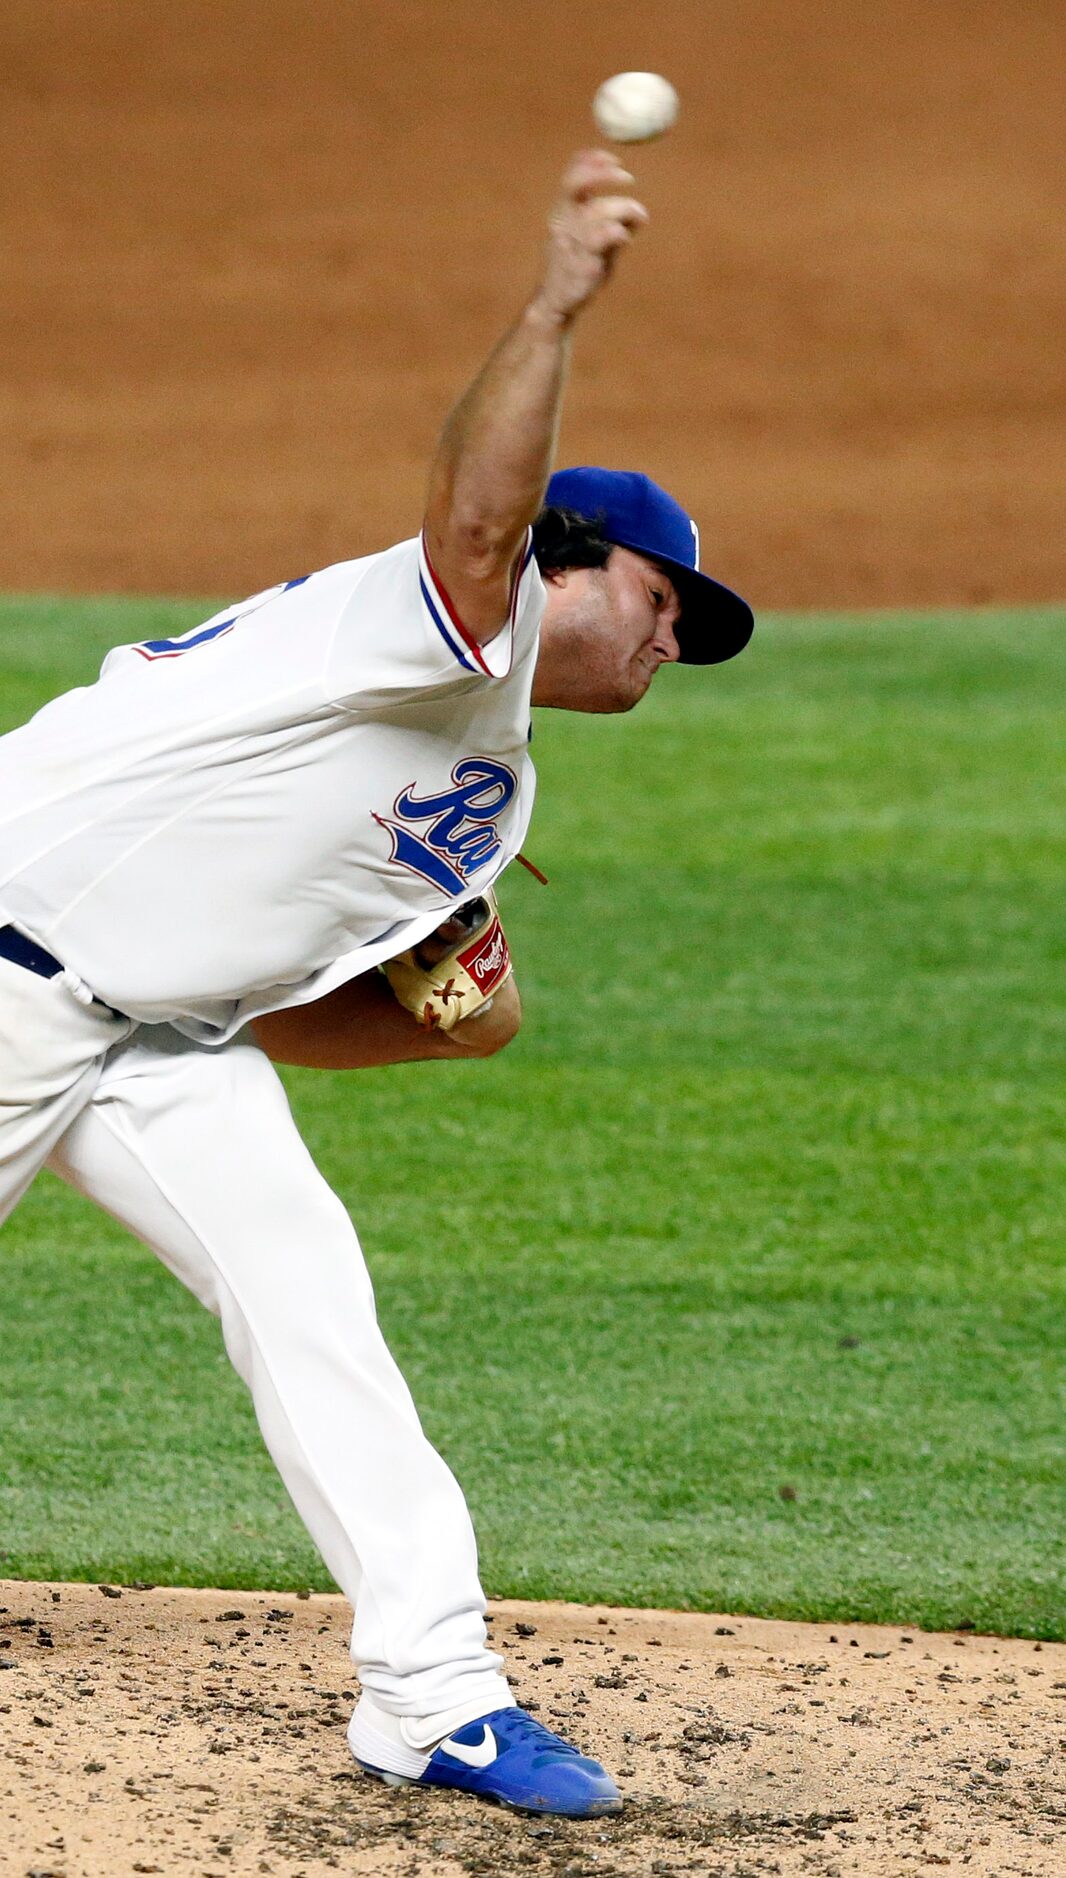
[0,924,65,981]
[0,925,123,1017]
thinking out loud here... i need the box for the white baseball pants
[0,956,511,1729]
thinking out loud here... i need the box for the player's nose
[654,612,682,663]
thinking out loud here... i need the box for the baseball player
[0,151,752,1817]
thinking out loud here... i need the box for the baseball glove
[382,891,512,1030]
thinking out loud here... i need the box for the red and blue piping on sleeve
[419,531,534,677]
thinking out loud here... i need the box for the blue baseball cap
[544,467,754,666]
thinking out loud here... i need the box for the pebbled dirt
[2,1581,1063,1877]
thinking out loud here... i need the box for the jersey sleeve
[417,530,540,681]
[325,532,544,709]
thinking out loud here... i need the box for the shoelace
[493,1710,583,1762]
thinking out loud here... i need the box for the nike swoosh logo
[439,1725,498,1768]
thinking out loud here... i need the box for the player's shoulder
[241,536,426,639]
[308,534,423,608]
[317,534,421,577]
[324,530,541,704]
[324,535,471,703]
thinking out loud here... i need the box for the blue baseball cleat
[354,1704,623,1817]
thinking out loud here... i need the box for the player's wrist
[523,293,578,338]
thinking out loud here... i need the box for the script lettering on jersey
[374,758,517,897]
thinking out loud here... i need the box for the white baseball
[592,72,679,144]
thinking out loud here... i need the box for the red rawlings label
[457,916,511,996]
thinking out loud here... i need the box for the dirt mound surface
[2,1579,1062,1876]
[2,0,1064,608]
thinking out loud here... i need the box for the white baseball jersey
[0,534,543,1041]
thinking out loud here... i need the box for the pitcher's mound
[1,1580,1061,1876]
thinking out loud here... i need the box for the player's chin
[579,661,658,715]
[572,686,641,715]
[615,661,660,712]
[557,658,658,714]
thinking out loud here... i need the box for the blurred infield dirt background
[2,0,1063,607]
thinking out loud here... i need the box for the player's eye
[649,586,665,607]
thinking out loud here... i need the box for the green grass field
[1,595,1063,1638]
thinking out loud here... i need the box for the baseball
[592,71,679,144]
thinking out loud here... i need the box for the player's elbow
[451,977,522,1056]
[481,986,523,1055]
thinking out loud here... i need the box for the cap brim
[653,559,755,666]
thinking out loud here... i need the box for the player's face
[532,548,682,713]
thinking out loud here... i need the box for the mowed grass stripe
[0,596,1062,1636]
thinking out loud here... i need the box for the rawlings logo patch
[457,917,511,994]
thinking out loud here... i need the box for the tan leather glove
[382,890,512,1031]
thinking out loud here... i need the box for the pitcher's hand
[531,150,648,327]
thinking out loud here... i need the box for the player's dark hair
[531,506,613,575]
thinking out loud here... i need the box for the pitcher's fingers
[589,222,639,261]
[580,194,649,232]
[560,149,636,201]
